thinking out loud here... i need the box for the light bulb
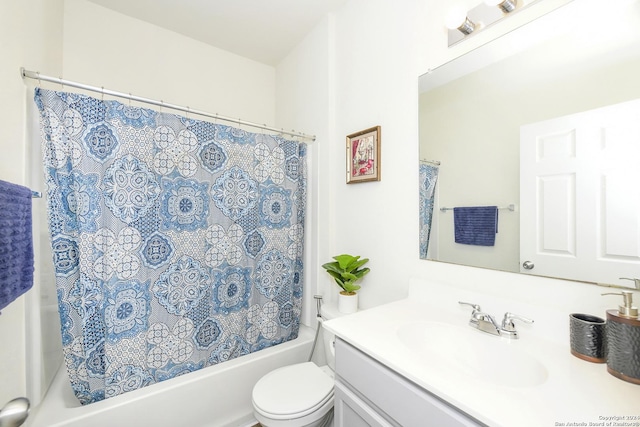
[445,6,467,29]
[445,6,475,34]
[484,0,517,13]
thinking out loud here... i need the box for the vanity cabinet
[334,338,485,427]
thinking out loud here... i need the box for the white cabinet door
[520,99,640,285]
[334,382,394,427]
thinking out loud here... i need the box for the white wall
[63,0,276,125]
[0,0,64,407]
[275,16,333,325]
[326,0,425,308]
[278,0,426,309]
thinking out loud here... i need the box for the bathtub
[24,325,314,427]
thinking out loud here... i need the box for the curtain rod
[20,68,316,142]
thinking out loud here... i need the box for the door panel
[520,99,640,285]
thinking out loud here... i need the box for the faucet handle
[459,302,485,327]
[501,312,534,332]
[458,301,481,312]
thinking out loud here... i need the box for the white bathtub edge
[25,325,314,427]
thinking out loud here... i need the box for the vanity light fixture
[447,0,542,47]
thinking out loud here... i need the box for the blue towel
[0,179,34,313]
[454,206,498,246]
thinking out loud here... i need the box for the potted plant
[321,254,370,313]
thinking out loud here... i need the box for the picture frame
[346,126,381,184]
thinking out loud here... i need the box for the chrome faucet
[459,302,533,339]
[459,302,501,335]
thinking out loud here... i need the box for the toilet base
[254,406,333,427]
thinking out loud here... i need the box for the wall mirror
[419,0,640,288]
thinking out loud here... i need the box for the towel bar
[440,204,515,213]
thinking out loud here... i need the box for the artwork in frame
[346,126,381,184]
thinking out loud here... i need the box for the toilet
[252,303,343,427]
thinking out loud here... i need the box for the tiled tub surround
[324,273,640,427]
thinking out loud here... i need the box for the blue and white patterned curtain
[35,88,306,405]
[419,163,439,259]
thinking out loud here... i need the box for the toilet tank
[320,303,346,371]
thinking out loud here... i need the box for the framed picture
[346,126,381,184]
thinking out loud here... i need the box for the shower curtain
[34,88,306,405]
[419,163,439,259]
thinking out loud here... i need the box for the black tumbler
[569,313,607,363]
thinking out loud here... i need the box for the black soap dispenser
[601,291,640,384]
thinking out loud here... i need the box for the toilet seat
[252,362,334,420]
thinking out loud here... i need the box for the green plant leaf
[333,254,359,270]
[325,270,341,280]
[342,282,361,293]
[347,258,369,271]
[321,262,342,274]
[353,267,370,279]
[341,272,357,281]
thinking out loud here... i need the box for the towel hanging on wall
[453,206,498,246]
[0,179,35,313]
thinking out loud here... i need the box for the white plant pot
[338,292,358,314]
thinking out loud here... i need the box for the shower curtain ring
[36,72,42,87]
[128,94,132,107]
[101,87,104,101]
[186,106,190,119]
[160,100,164,113]
[59,76,64,89]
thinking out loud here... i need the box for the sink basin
[397,321,548,388]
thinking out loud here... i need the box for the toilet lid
[252,362,334,418]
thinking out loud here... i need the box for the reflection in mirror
[419,160,439,259]
[418,0,640,288]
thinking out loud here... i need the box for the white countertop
[323,279,640,427]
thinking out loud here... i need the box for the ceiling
[86,0,348,66]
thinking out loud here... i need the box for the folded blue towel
[0,179,34,313]
[454,206,498,246]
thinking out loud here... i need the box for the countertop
[323,279,640,427]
